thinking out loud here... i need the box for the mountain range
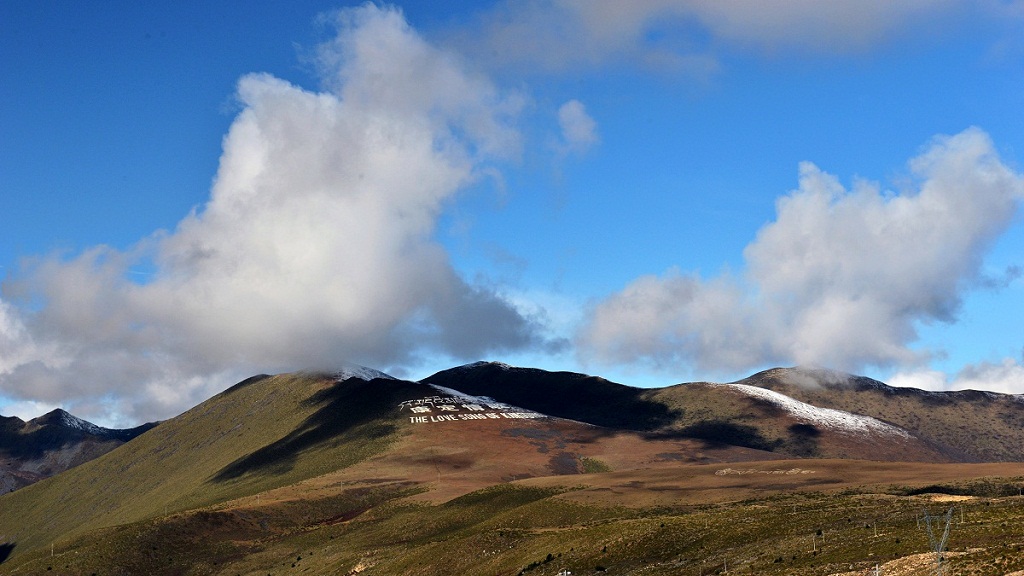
[0,409,154,493]
[424,362,1024,462]
[1,362,1022,575]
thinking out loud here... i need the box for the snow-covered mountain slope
[333,364,396,381]
[718,383,911,438]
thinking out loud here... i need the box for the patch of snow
[425,384,542,417]
[457,360,513,371]
[333,364,396,382]
[956,389,1003,401]
[719,383,912,439]
[52,409,108,436]
[426,384,511,408]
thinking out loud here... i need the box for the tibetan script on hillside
[398,395,543,424]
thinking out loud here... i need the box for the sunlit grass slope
[0,372,428,559]
[6,473,1024,575]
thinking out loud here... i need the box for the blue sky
[2,1,1023,426]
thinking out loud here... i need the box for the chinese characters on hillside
[398,395,542,424]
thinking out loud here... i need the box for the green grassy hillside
[0,372,429,560]
[4,364,1024,574]
[4,471,1024,575]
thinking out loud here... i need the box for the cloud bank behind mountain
[0,5,548,424]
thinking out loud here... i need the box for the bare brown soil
[829,551,962,576]
[522,459,1024,508]
[216,408,1024,517]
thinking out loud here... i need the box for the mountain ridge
[5,360,1022,493]
[2,362,1024,574]
[0,409,155,493]
[423,362,994,462]
[731,365,1024,461]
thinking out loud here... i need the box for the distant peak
[744,366,888,391]
[31,408,72,424]
[333,364,396,382]
[458,361,513,371]
[32,409,108,435]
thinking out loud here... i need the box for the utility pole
[923,507,954,576]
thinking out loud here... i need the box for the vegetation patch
[581,457,612,473]
[889,478,1024,498]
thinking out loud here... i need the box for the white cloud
[556,99,599,155]
[578,128,1024,376]
[0,299,29,376]
[461,0,979,73]
[890,358,1024,394]
[576,271,761,373]
[0,5,545,424]
[887,369,948,391]
[0,399,61,423]
[954,358,1024,394]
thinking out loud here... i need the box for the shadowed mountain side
[421,362,681,431]
[0,413,154,461]
[0,372,431,560]
[213,377,425,481]
[0,411,155,493]
[736,367,1024,461]
[666,420,782,452]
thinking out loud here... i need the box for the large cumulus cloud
[0,5,545,424]
[578,128,1024,376]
